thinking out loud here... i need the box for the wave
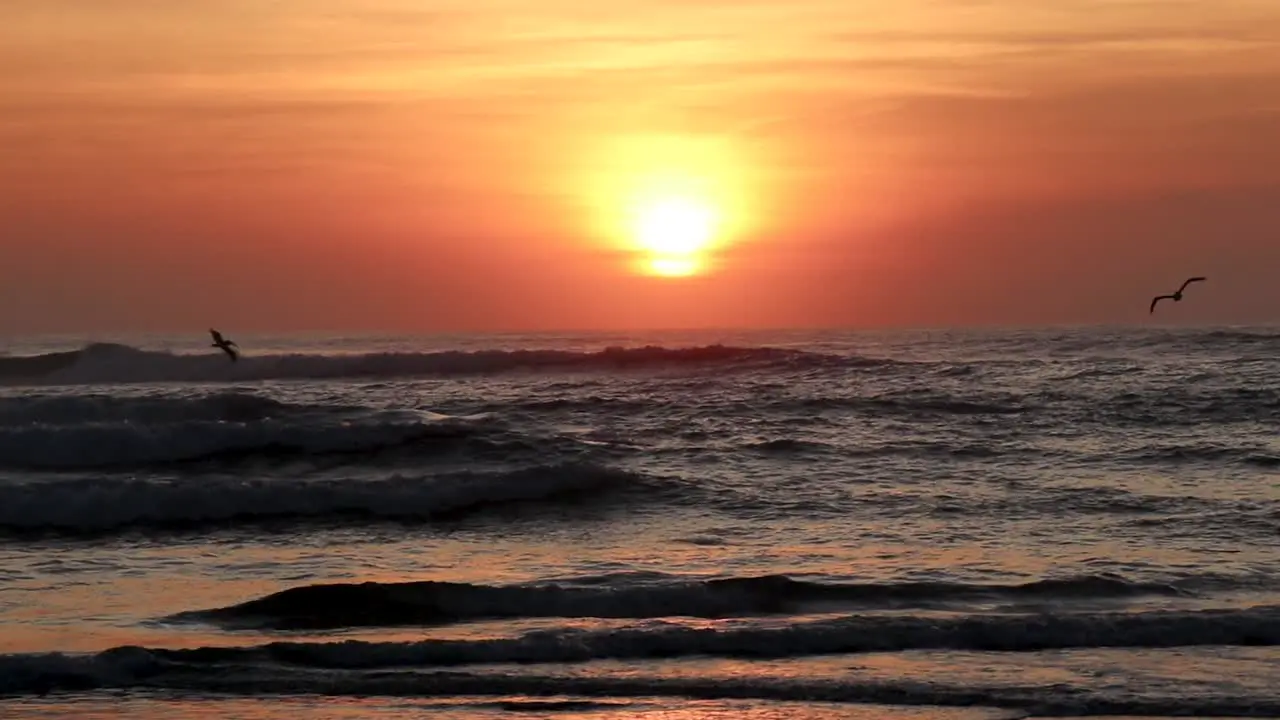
[132,603,1280,662]
[1120,327,1280,354]
[1120,444,1280,467]
[0,462,655,534]
[176,573,1210,630]
[5,605,1280,701]
[1102,390,1280,427]
[0,342,866,386]
[744,438,834,454]
[796,395,1031,416]
[8,668,1280,718]
[1196,328,1280,346]
[0,406,505,472]
[0,392,316,427]
[0,390,613,472]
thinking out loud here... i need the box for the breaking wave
[0,416,455,471]
[178,573,1211,630]
[4,605,1280,711]
[0,462,657,534]
[0,342,864,386]
[8,667,1280,717]
[0,393,554,471]
[0,391,313,427]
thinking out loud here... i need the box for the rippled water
[1,328,1277,718]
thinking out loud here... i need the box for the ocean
[0,327,1277,719]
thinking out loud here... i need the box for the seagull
[209,328,240,362]
[1150,277,1206,314]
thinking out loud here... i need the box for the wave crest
[4,604,1280,699]
[0,343,861,386]
[0,462,651,534]
[4,659,1280,716]
[181,572,1202,630]
[0,402,486,470]
[0,392,301,427]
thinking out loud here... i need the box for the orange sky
[2,0,1279,334]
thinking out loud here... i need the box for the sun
[628,193,721,278]
[645,255,700,277]
[630,196,719,276]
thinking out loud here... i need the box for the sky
[1,0,1278,334]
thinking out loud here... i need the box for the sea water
[1,328,1277,718]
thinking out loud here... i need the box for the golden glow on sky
[1,0,1279,332]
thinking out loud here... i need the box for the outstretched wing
[210,329,224,344]
[1150,295,1174,314]
[1178,277,1206,293]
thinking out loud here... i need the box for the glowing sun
[631,196,719,276]
[634,197,715,255]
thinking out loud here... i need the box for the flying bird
[1150,277,1206,314]
[209,328,239,362]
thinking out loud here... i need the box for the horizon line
[3,321,1279,342]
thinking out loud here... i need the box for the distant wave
[0,462,658,534]
[1197,328,1280,345]
[1118,327,1280,353]
[1120,444,1280,467]
[0,342,871,386]
[5,605,1280,706]
[5,389,1271,473]
[745,438,833,454]
[0,348,81,379]
[0,391,316,427]
[177,573,1206,630]
[0,390,631,473]
[0,396,509,470]
[796,395,1031,416]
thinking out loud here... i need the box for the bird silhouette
[209,328,240,362]
[1150,277,1206,314]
